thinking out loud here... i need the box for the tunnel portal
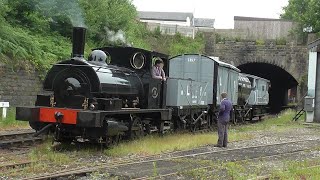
[237,63,298,113]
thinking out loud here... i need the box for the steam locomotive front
[16,27,170,143]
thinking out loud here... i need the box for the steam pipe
[33,124,54,137]
[72,27,86,58]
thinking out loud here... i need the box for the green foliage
[214,33,226,43]
[152,26,162,38]
[275,37,287,45]
[104,131,252,157]
[0,108,28,130]
[299,73,308,94]
[282,0,320,40]
[0,0,206,72]
[256,39,265,45]
[0,0,10,18]
[80,0,137,46]
[235,36,242,42]
[125,20,151,49]
[236,110,302,132]
[152,162,158,177]
[0,21,71,71]
[168,33,205,56]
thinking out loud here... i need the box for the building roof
[194,18,215,27]
[234,16,293,22]
[241,73,270,82]
[138,11,193,22]
[308,38,320,50]
[209,56,240,72]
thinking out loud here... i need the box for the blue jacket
[218,98,233,124]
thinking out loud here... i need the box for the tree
[281,0,320,34]
[4,0,51,33]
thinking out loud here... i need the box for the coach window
[151,57,166,81]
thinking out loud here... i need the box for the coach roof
[169,54,240,72]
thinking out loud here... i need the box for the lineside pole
[2,108,7,119]
[314,50,320,123]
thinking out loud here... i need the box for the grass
[5,139,73,177]
[0,107,29,130]
[105,110,301,157]
[178,157,320,179]
[271,165,320,179]
[105,132,253,157]
[3,109,313,178]
[234,110,303,132]
[28,139,72,165]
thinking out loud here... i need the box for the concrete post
[313,51,320,123]
[2,108,7,119]
[0,102,9,119]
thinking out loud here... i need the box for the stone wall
[204,40,308,101]
[234,16,296,40]
[0,65,43,106]
[206,40,308,82]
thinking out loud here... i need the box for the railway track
[137,146,317,180]
[19,138,320,180]
[0,130,44,148]
[0,160,34,171]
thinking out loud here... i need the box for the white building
[138,11,215,37]
[138,11,215,28]
[138,11,194,27]
[305,39,320,123]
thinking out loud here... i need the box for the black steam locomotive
[16,27,269,144]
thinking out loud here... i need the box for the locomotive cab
[95,46,169,109]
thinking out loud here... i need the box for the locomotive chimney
[72,27,86,58]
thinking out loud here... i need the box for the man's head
[221,92,227,99]
[155,59,164,68]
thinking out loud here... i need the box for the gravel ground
[1,124,320,180]
[84,126,320,180]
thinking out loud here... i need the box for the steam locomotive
[16,27,269,144]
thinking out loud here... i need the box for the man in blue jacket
[215,92,233,148]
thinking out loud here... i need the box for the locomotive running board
[16,106,172,128]
[77,109,172,127]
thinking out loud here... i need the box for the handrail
[297,91,308,107]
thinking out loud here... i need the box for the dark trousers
[217,121,228,147]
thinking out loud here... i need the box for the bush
[0,0,206,73]
[0,21,71,72]
[256,39,265,45]
[276,38,287,45]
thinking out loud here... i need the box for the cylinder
[72,27,86,58]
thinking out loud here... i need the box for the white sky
[133,0,289,29]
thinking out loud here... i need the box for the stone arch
[237,62,298,113]
[233,59,299,83]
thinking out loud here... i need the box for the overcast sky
[133,0,289,29]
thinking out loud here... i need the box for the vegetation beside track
[0,108,29,130]
[2,110,315,179]
[105,110,303,157]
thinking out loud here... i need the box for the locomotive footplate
[77,108,172,127]
[16,106,172,128]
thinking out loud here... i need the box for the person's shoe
[223,145,227,148]
[214,144,223,148]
